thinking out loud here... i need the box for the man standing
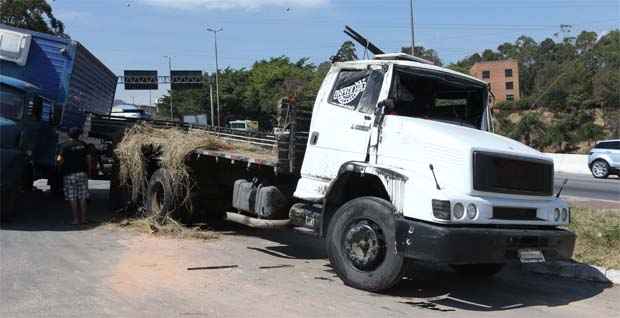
[57,127,91,225]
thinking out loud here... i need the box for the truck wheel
[591,159,610,179]
[145,168,177,222]
[326,197,405,292]
[451,263,505,277]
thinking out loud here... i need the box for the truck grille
[493,207,541,221]
[473,151,553,196]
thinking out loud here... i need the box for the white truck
[135,53,575,292]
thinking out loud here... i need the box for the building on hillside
[470,59,520,103]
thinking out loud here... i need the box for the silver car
[588,139,620,179]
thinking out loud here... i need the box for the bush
[495,100,515,110]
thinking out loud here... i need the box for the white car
[588,139,620,178]
[110,104,151,120]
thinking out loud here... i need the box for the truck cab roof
[333,55,487,87]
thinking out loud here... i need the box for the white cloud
[139,0,329,10]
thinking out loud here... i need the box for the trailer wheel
[326,197,405,292]
[451,263,505,277]
[145,168,177,222]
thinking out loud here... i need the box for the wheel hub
[343,220,386,271]
[593,161,608,177]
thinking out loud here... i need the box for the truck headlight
[432,200,451,220]
[467,203,478,219]
[453,203,465,219]
[561,208,568,221]
[554,208,561,221]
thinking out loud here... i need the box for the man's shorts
[63,172,89,201]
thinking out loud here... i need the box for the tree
[401,46,443,66]
[510,112,546,148]
[446,53,481,74]
[0,0,65,35]
[331,41,358,62]
[576,31,597,52]
[481,49,502,61]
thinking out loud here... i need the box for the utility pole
[164,55,174,120]
[207,27,223,127]
[209,83,215,127]
[409,0,415,55]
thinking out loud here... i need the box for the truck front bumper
[395,218,575,264]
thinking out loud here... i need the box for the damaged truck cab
[290,53,575,291]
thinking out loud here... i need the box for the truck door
[297,66,385,199]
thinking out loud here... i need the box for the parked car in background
[229,120,259,131]
[110,104,151,120]
[588,139,620,178]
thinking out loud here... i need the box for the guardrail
[545,153,590,175]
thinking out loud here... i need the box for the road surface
[555,172,620,203]
[1,182,618,317]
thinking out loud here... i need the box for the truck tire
[451,263,505,277]
[326,197,405,292]
[144,168,178,222]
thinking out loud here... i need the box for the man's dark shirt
[59,139,88,176]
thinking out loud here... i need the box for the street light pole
[164,55,174,120]
[207,27,223,127]
[409,0,415,55]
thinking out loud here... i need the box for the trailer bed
[89,107,310,175]
[194,148,278,167]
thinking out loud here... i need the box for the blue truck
[0,24,117,217]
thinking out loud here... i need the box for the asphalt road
[555,172,620,203]
[1,182,619,317]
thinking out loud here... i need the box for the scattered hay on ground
[111,216,218,240]
[569,207,620,269]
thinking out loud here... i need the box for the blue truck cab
[0,24,117,215]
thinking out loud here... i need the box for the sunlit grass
[569,208,620,269]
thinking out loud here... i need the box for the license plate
[518,249,545,263]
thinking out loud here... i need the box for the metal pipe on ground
[225,212,291,229]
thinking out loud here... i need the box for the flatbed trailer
[95,102,312,213]
[88,102,311,175]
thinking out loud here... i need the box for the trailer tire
[326,197,404,292]
[145,168,178,222]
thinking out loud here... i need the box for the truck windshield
[388,66,487,129]
[0,84,25,120]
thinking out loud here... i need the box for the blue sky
[50,0,619,105]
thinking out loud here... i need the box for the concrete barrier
[545,153,590,175]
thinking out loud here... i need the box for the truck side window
[329,69,384,113]
[357,70,384,114]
